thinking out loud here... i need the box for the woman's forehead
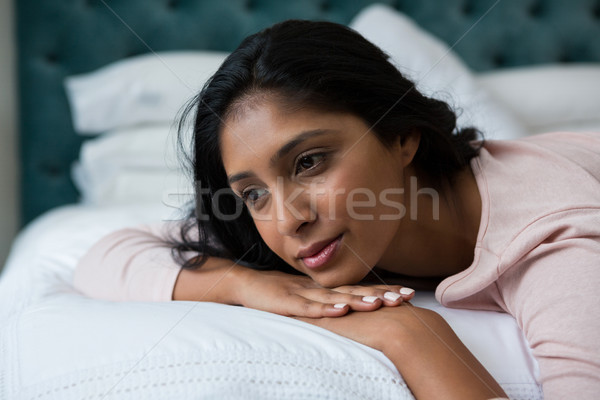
[219,101,361,173]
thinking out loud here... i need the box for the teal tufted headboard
[16,0,600,226]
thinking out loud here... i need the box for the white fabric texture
[349,4,529,141]
[64,51,229,134]
[476,64,600,133]
[0,204,542,399]
[71,124,192,208]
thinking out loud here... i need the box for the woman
[74,20,600,399]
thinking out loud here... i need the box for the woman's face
[220,99,413,287]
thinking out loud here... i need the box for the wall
[0,0,18,272]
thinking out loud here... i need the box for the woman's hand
[294,306,508,400]
[235,268,415,318]
[173,257,414,317]
[293,300,413,350]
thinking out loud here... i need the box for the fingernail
[384,291,401,302]
[333,303,347,309]
[400,287,415,296]
[362,296,378,303]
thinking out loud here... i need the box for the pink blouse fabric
[73,223,184,302]
[73,132,600,399]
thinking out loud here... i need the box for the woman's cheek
[252,216,280,253]
[320,165,360,220]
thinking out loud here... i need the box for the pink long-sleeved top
[74,132,600,399]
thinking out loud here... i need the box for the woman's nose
[274,183,316,236]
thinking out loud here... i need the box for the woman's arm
[382,307,507,400]
[74,224,415,316]
[296,305,507,400]
[73,225,182,302]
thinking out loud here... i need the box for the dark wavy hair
[171,19,482,272]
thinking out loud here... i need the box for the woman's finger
[294,288,388,312]
[331,284,415,305]
[281,295,352,318]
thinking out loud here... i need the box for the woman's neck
[377,165,482,278]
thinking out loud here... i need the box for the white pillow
[65,51,229,134]
[0,204,541,400]
[349,4,529,140]
[476,64,600,133]
[72,124,193,209]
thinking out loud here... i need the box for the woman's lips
[301,234,343,269]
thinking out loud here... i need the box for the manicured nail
[400,287,415,296]
[333,303,347,309]
[362,296,378,303]
[384,291,401,302]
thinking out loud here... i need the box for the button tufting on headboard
[491,53,507,68]
[528,2,543,17]
[125,49,142,58]
[461,1,474,16]
[39,162,63,179]
[557,52,571,63]
[45,52,59,65]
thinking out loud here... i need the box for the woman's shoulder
[436,132,600,307]
[472,131,600,256]
[480,131,600,173]
[476,131,600,189]
[517,131,600,167]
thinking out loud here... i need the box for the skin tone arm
[172,256,244,305]
[296,305,508,400]
[172,256,416,318]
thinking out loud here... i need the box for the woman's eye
[295,152,327,175]
[241,188,268,205]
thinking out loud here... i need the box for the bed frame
[16,0,600,225]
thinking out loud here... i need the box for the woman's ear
[398,130,421,168]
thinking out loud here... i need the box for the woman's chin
[311,270,369,288]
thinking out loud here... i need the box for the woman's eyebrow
[228,129,336,185]
[269,129,336,168]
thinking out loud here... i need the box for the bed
[2,1,600,399]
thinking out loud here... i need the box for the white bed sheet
[0,204,543,399]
